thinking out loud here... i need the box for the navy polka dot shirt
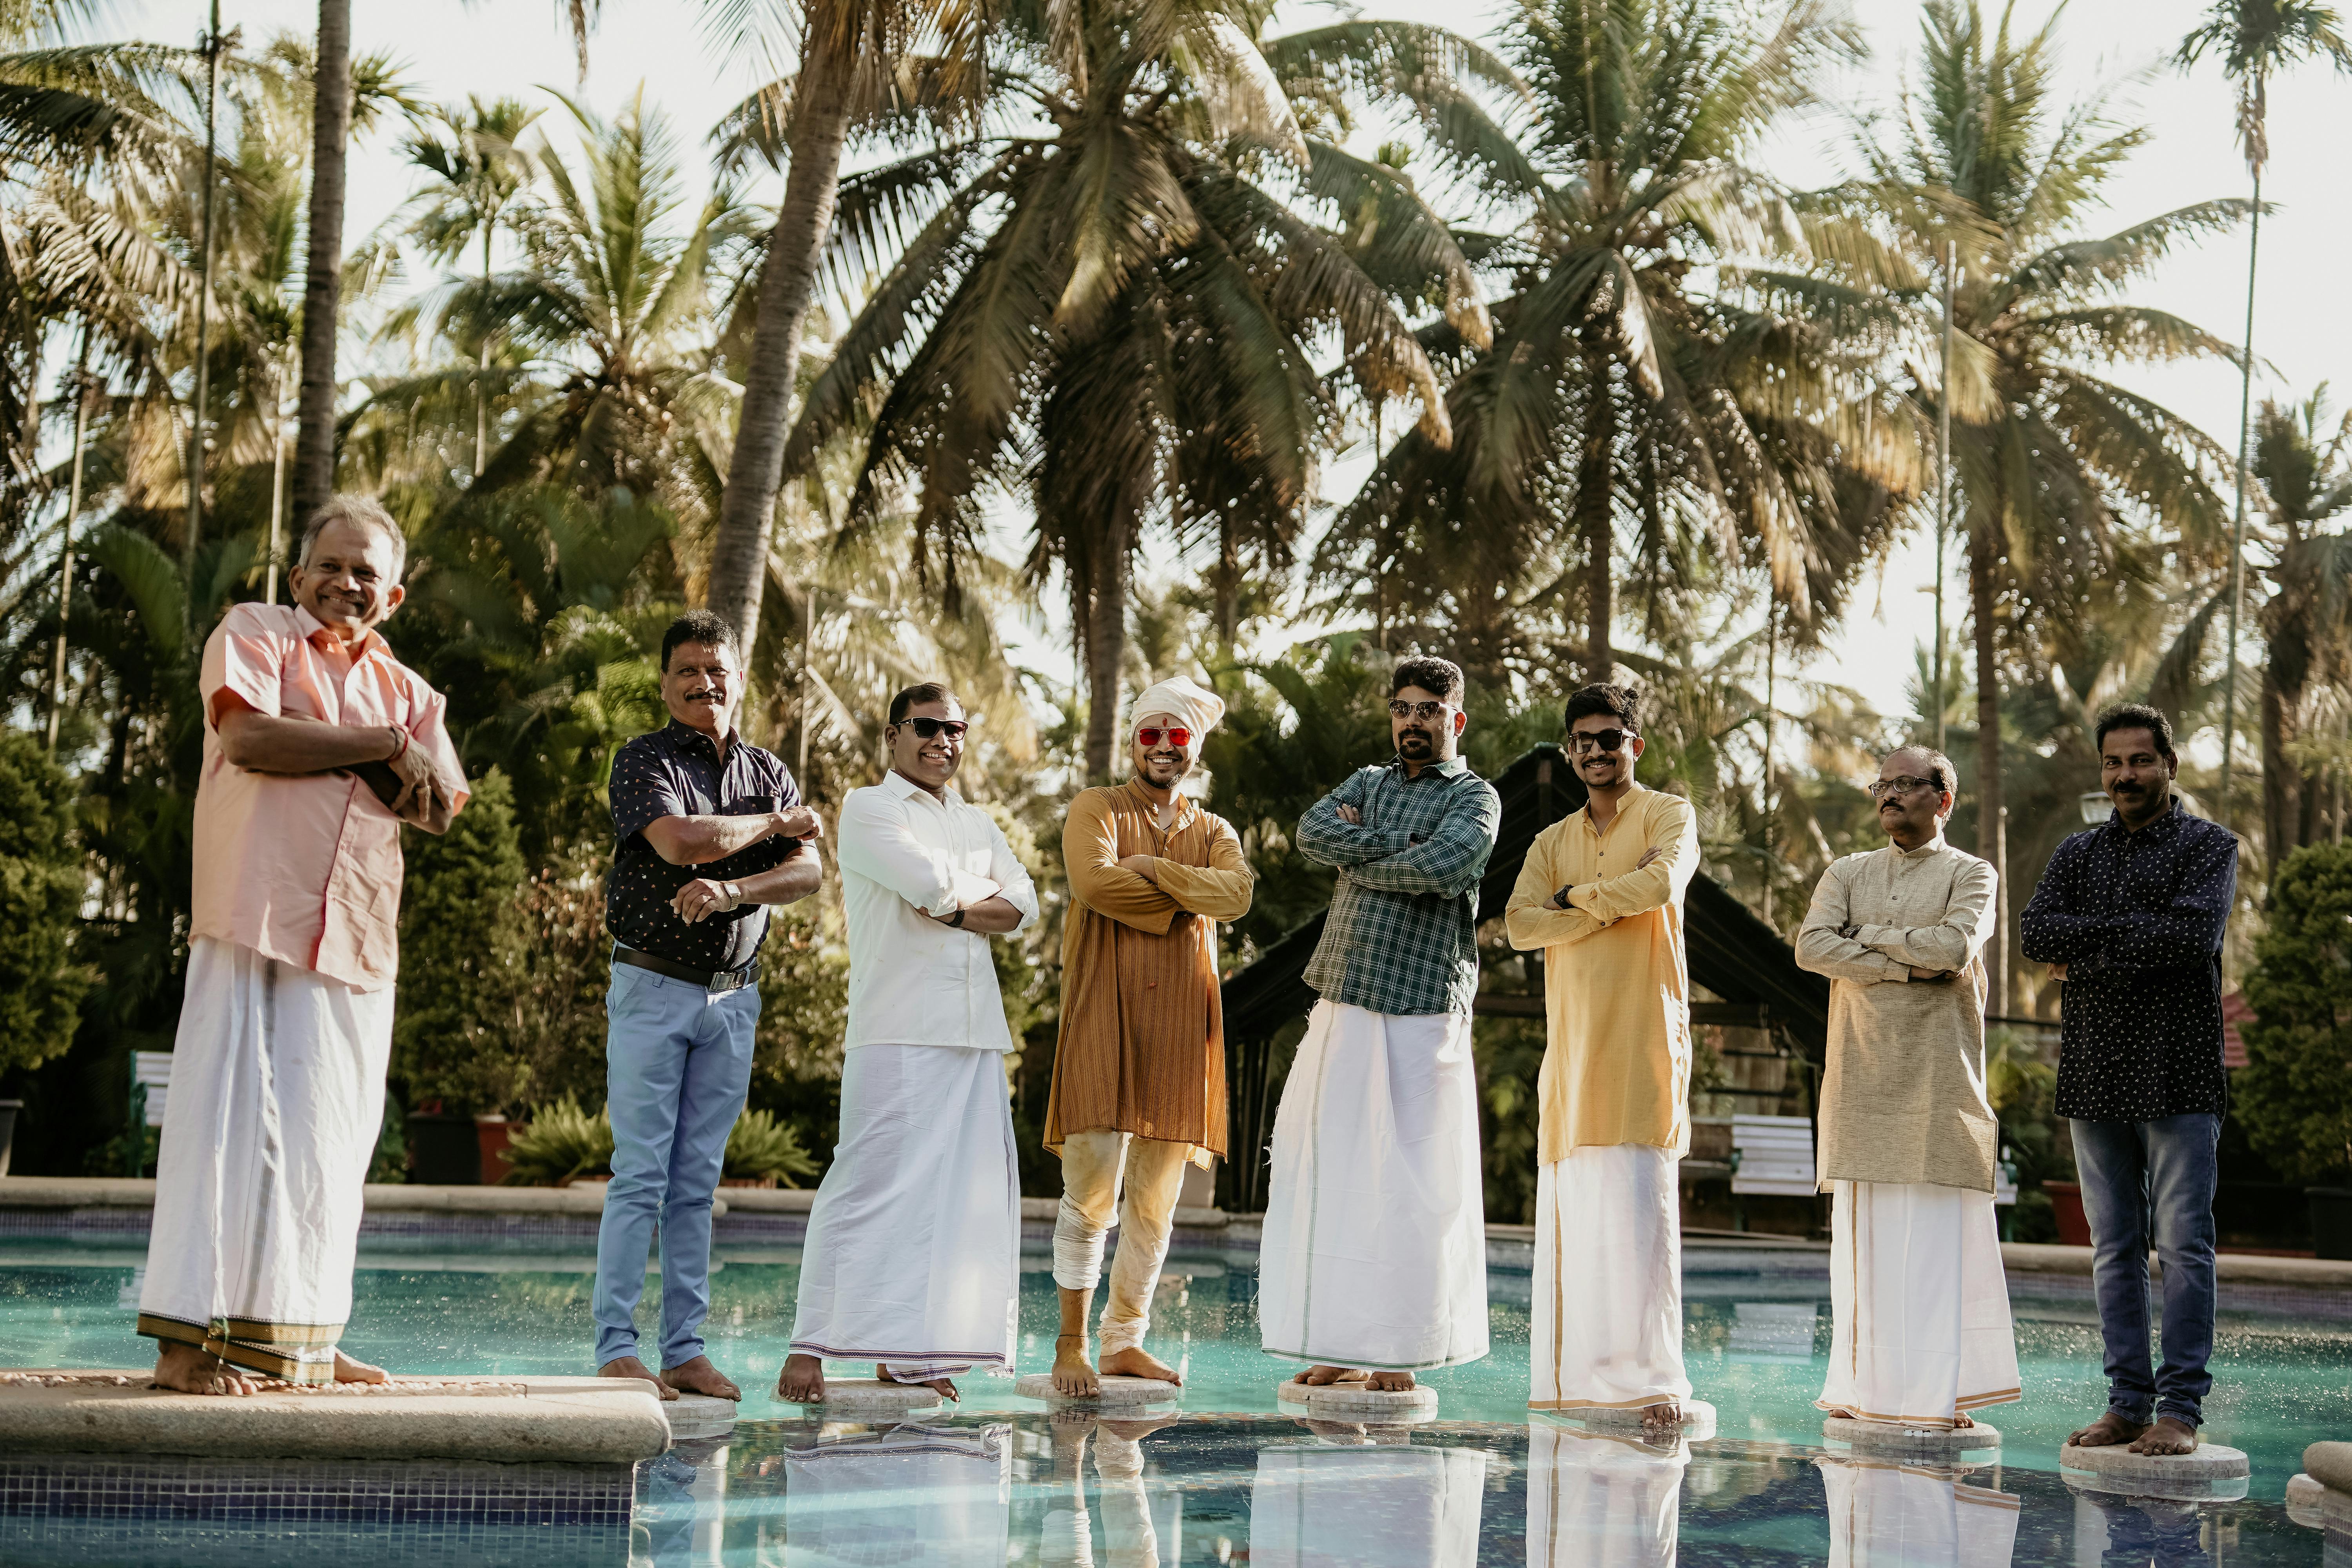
[604,720,802,973]
[2018,797,2238,1121]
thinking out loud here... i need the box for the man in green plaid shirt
[1259,656,1502,1398]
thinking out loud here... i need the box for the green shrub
[0,729,95,1077]
[501,1096,613,1185]
[724,1107,819,1186]
[2238,842,2352,1184]
[393,768,534,1114]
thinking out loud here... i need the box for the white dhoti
[783,1421,1013,1567]
[1816,1456,2020,1568]
[1526,1419,1687,1568]
[1530,1144,1690,1411]
[136,937,394,1383]
[1259,1000,1488,1371]
[789,1043,1020,1379]
[1250,1440,1486,1568]
[1816,1180,2020,1427]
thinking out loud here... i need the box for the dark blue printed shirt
[2018,797,2238,1121]
[604,720,803,972]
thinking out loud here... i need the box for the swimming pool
[4,1238,2346,1564]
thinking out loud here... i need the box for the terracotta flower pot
[2045,1180,2091,1247]
[475,1115,521,1185]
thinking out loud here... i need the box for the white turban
[1130,675,1225,753]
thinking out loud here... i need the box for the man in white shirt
[777,683,1039,1403]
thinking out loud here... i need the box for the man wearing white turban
[1045,675,1255,1395]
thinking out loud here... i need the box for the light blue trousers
[592,960,758,1370]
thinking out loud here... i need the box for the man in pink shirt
[136,496,467,1395]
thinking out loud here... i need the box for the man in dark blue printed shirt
[2021,702,2238,1459]
[592,611,822,1404]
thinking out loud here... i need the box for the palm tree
[1857,0,2239,1004]
[781,0,1484,779]
[381,96,543,478]
[1318,0,1918,690]
[702,0,992,648]
[2176,0,2352,830]
[2252,388,2352,859]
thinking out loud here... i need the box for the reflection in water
[776,1420,1014,1566]
[2072,1492,2217,1568]
[1816,1455,2019,1568]
[1249,1420,1488,1568]
[636,1436,729,1567]
[1526,1420,1687,1568]
[1038,1414,1185,1567]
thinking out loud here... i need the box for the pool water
[5,1239,2348,1565]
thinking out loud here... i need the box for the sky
[100,0,2352,731]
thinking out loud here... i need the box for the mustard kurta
[1503,785,1700,1163]
[1045,783,1254,1166]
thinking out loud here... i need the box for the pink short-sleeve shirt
[191,603,469,991]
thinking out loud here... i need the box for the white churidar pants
[788,1044,1020,1381]
[1249,1441,1487,1568]
[1258,1001,1489,1371]
[1054,1129,1192,1354]
[1817,1455,2021,1568]
[137,936,394,1383]
[1525,1420,1687,1568]
[1530,1143,1691,1411]
[782,1422,1013,1567]
[1816,1180,2022,1427]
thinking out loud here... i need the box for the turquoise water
[5,1239,2347,1564]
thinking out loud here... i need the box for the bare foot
[1099,1344,1181,1386]
[333,1350,389,1384]
[878,1364,961,1401]
[1952,1412,1974,1430]
[1294,1365,1370,1387]
[600,1354,680,1401]
[1098,1415,1180,1441]
[1054,1334,1100,1397]
[1640,1401,1681,1436]
[152,1342,259,1396]
[1822,1406,1858,1421]
[1367,1370,1416,1392]
[2129,1416,2199,1456]
[776,1353,826,1403]
[661,1355,742,1401]
[2068,1410,2150,1449]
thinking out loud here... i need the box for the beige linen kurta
[1503,785,1702,1162]
[1795,837,2000,1192]
[1045,782,1254,1165]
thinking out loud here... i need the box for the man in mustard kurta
[1045,676,1254,1395]
[1505,684,1700,1435]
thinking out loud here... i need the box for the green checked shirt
[1297,754,1503,1017]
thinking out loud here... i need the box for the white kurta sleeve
[982,812,1040,931]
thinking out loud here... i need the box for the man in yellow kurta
[1505,684,1700,1435]
[1046,676,1254,1395]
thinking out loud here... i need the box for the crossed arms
[1503,793,1699,951]
[2018,830,2236,980]
[1296,768,1501,898]
[214,695,461,834]
[1795,854,1995,984]
[1065,791,1253,933]
[838,788,1038,935]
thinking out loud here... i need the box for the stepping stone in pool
[780,1379,945,1416]
[1274,1379,1439,1419]
[1550,1399,1718,1442]
[1822,1415,2000,1459]
[1013,1373,1179,1407]
[2285,1472,2327,1528]
[2059,1439,2251,1503]
[666,1393,738,1442]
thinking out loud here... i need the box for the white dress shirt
[837,769,1040,1052]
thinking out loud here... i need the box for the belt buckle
[710,965,747,995]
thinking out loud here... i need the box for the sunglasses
[1135,726,1192,749]
[1389,700,1451,721]
[1569,728,1630,755]
[899,717,970,741]
[1866,775,1941,800]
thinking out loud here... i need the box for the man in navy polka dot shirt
[2020,702,2238,1459]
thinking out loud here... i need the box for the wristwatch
[947,908,967,928]
[1557,885,1575,908]
[722,881,742,906]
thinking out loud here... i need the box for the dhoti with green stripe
[135,936,395,1383]
[1258,1000,1489,1372]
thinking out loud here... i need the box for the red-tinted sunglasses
[1135,726,1192,749]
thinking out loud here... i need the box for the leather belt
[613,945,759,994]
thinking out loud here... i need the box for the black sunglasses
[898,717,971,741]
[1570,728,1630,755]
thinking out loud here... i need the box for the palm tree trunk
[475,225,492,478]
[1579,358,1616,684]
[1082,508,1132,784]
[1969,525,2007,1012]
[2219,167,2261,832]
[707,20,855,644]
[1216,517,1238,645]
[2261,663,2297,868]
[293,0,352,517]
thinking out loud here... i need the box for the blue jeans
[2069,1113,2221,1429]
[592,961,758,1370]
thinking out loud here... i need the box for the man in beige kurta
[1504,684,1699,1432]
[1046,676,1254,1394]
[1795,745,2019,1430]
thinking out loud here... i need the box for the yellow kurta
[1045,782,1254,1166]
[1504,785,1700,1163]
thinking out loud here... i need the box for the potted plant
[2234,843,2352,1258]
[722,1109,820,1189]
[501,1098,615,1187]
